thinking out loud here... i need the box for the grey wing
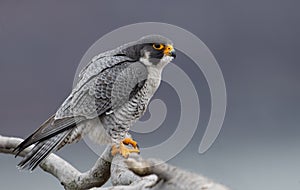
[55,54,133,119]
[57,60,148,120]
[95,61,148,115]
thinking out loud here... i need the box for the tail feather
[17,130,71,171]
[13,116,55,157]
[14,114,81,170]
[14,115,78,157]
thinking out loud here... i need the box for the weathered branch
[0,135,111,190]
[0,135,229,190]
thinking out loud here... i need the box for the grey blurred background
[1,1,299,190]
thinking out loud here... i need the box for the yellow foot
[111,138,140,158]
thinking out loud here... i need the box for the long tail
[13,115,79,171]
[16,130,71,171]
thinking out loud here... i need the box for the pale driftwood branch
[0,135,229,190]
[0,135,111,190]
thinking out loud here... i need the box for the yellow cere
[163,44,174,55]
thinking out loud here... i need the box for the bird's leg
[111,138,140,158]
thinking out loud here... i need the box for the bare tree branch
[0,135,230,190]
[0,135,111,190]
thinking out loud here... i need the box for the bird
[14,34,176,171]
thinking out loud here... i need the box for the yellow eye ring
[152,44,164,50]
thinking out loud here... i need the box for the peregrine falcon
[14,35,176,170]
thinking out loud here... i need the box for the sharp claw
[110,138,140,158]
[122,138,138,148]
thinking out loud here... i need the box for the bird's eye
[152,44,164,50]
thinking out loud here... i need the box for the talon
[111,138,140,158]
[122,138,138,149]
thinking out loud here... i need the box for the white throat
[139,51,173,94]
[139,51,173,71]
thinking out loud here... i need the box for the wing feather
[56,60,148,119]
[73,61,148,118]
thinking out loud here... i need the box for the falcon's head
[122,35,176,68]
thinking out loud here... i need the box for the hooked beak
[164,45,176,58]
